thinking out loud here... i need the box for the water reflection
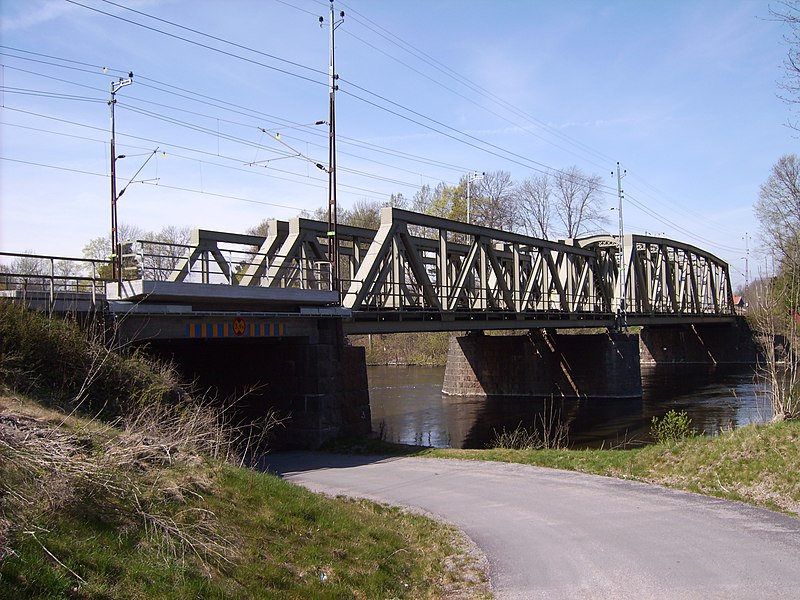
[367,364,770,449]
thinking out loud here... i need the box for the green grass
[0,398,488,599]
[419,421,800,514]
[0,304,490,599]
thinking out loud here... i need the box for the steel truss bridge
[0,208,735,333]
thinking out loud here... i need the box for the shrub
[490,423,541,450]
[650,409,695,444]
[0,301,183,418]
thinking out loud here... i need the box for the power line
[3,10,749,251]
[341,87,618,196]
[99,0,328,78]
[1,47,468,180]
[63,0,614,189]
[0,86,102,103]
[0,156,107,178]
[339,24,613,172]
[625,193,744,253]
[338,1,615,165]
[64,0,326,88]
[1,107,408,204]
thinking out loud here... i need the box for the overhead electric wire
[341,87,618,197]
[334,2,748,248]
[6,8,747,251]
[98,0,328,79]
[624,193,743,253]
[64,0,614,190]
[0,156,107,178]
[2,106,405,204]
[0,70,442,191]
[337,1,615,166]
[0,45,128,78]
[1,47,468,180]
[64,0,326,89]
[1,120,107,145]
[118,94,446,184]
[0,86,102,103]
[339,27,612,173]
[624,176,745,238]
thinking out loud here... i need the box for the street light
[466,170,485,225]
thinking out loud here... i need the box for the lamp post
[466,170,485,225]
[109,72,133,293]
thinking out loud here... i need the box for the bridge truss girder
[161,208,734,331]
[343,208,610,318]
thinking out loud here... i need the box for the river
[367,364,771,448]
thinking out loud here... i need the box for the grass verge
[0,304,490,598]
[0,395,489,599]
[420,421,800,515]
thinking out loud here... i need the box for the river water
[367,364,771,449]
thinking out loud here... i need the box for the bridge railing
[0,251,111,307]
[130,233,333,291]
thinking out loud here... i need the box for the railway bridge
[1,208,746,446]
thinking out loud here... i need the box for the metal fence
[0,251,111,307]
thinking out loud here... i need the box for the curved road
[266,453,800,600]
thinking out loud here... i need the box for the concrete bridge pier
[442,330,642,398]
[640,321,760,364]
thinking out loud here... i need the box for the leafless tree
[140,226,192,281]
[516,174,553,239]
[342,199,383,230]
[771,0,800,131]
[754,154,800,270]
[471,170,517,231]
[752,153,800,421]
[552,167,608,238]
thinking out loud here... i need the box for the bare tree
[83,224,189,281]
[753,153,800,421]
[472,170,517,231]
[246,219,271,238]
[342,199,383,230]
[516,174,553,239]
[140,226,192,281]
[772,0,800,131]
[8,254,48,292]
[552,167,608,238]
[754,154,800,270]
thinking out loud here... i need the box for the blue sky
[0,0,796,288]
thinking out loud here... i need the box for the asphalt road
[265,453,800,600]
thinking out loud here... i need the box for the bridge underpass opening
[139,330,370,450]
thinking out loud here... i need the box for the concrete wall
[640,320,760,364]
[443,330,642,398]
[142,319,371,449]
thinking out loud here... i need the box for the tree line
[254,166,611,240]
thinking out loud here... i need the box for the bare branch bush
[0,401,243,572]
[750,272,800,421]
[489,398,569,450]
[0,305,285,575]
